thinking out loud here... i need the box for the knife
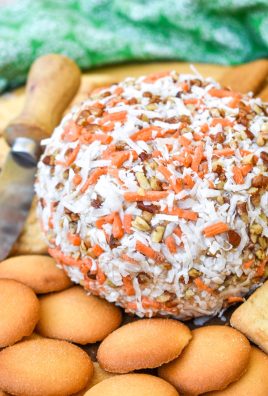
[0,54,81,260]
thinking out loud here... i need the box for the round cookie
[0,255,72,294]
[206,347,268,396]
[97,318,191,373]
[74,362,115,396]
[0,279,40,347]
[0,338,93,396]
[84,374,179,396]
[37,286,122,344]
[158,325,251,395]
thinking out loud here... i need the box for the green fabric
[0,0,268,92]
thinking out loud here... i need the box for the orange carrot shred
[122,276,135,296]
[99,111,127,125]
[124,191,168,202]
[143,70,171,83]
[123,214,133,234]
[203,221,229,237]
[112,212,124,239]
[157,165,182,193]
[73,174,82,186]
[165,235,177,253]
[96,267,106,284]
[194,277,214,294]
[255,260,267,277]
[120,254,140,265]
[208,88,240,99]
[241,164,253,177]
[48,247,92,268]
[65,144,80,166]
[178,135,191,146]
[213,148,235,157]
[163,207,198,221]
[80,168,108,193]
[243,259,254,269]
[67,232,81,246]
[191,144,204,172]
[211,118,233,127]
[141,296,161,309]
[173,226,182,238]
[62,121,81,142]
[131,126,161,142]
[226,296,244,304]
[136,241,165,263]
[80,133,112,145]
[91,244,104,257]
[95,213,114,229]
[233,166,244,185]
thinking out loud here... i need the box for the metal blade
[0,153,36,260]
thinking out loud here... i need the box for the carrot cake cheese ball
[36,70,268,319]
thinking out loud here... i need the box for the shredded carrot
[122,276,135,296]
[211,118,233,127]
[101,121,115,132]
[233,166,244,185]
[194,277,214,294]
[80,133,112,145]
[191,144,204,172]
[131,126,161,141]
[183,174,195,188]
[255,260,267,277]
[178,135,191,147]
[208,88,240,98]
[136,241,165,263]
[165,235,177,253]
[228,98,240,108]
[99,110,127,125]
[201,123,209,133]
[181,82,189,92]
[241,164,253,177]
[62,121,81,142]
[109,150,138,167]
[173,226,182,238]
[96,267,106,284]
[163,207,198,221]
[114,86,123,95]
[124,190,168,202]
[127,301,138,310]
[203,221,229,237]
[95,213,114,229]
[123,214,133,234]
[143,70,171,83]
[67,232,81,246]
[120,253,140,265]
[73,174,82,186]
[213,148,235,157]
[107,168,124,185]
[65,144,80,166]
[157,165,182,193]
[141,296,161,309]
[90,85,110,95]
[243,259,254,269]
[48,247,92,268]
[226,296,244,304]
[91,244,104,257]
[184,98,199,105]
[151,149,162,158]
[112,212,124,239]
[80,168,108,193]
[193,133,203,141]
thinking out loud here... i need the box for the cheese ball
[36,70,268,319]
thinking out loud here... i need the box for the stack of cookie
[0,254,267,395]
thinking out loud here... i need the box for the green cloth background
[1,0,268,92]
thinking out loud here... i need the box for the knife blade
[0,152,35,260]
[0,54,81,260]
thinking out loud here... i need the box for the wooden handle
[4,54,81,146]
[220,59,268,95]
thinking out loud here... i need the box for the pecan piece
[260,151,268,166]
[252,174,268,188]
[227,230,241,248]
[137,202,159,213]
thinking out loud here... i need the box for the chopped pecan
[251,193,261,207]
[139,152,152,161]
[91,197,102,208]
[42,155,55,166]
[137,202,159,213]
[76,110,91,126]
[128,97,138,105]
[227,230,241,248]
[83,123,99,133]
[88,104,104,117]
[137,272,151,285]
[252,174,268,188]
[245,129,254,140]
[142,91,153,98]
[109,235,120,249]
[260,151,268,166]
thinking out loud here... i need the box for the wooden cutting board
[0,60,267,256]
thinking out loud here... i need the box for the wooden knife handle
[4,54,81,147]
